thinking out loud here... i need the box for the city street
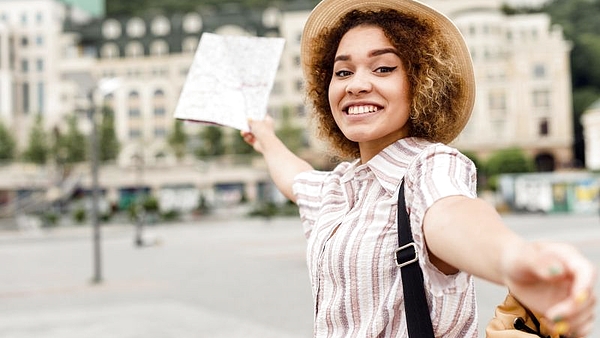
[0,213,598,337]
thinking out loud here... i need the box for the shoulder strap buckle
[395,242,418,268]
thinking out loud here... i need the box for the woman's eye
[334,70,352,77]
[375,66,397,73]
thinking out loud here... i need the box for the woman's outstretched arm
[423,196,597,337]
[241,116,313,203]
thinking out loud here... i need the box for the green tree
[54,115,87,164]
[23,115,49,165]
[543,0,600,165]
[486,148,535,176]
[484,148,535,191]
[196,125,225,157]
[276,107,305,153]
[230,130,254,155]
[0,119,16,162]
[99,106,121,162]
[168,119,188,160]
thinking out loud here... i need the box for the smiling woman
[305,8,473,160]
[240,0,597,337]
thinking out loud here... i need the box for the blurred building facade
[0,0,582,214]
[581,99,600,171]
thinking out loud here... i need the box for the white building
[581,99,600,171]
[0,0,92,147]
[0,0,579,212]
[423,1,574,171]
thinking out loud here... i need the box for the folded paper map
[174,32,285,131]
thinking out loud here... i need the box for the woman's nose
[346,72,372,95]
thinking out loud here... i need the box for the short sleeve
[293,170,328,238]
[405,144,478,296]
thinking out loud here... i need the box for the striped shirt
[293,137,479,337]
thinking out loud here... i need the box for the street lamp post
[133,150,145,247]
[88,91,102,284]
[66,73,121,285]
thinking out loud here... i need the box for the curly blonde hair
[305,9,466,159]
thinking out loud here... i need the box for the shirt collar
[365,137,434,195]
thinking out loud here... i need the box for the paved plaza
[0,213,598,337]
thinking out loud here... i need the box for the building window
[296,104,306,117]
[36,59,43,72]
[129,109,141,117]
[129,129,141,138]
[183,13,202,33]
[533,89,550,108]
[35,35,43,46]
[83,46,97,57]
[153,89,166,116]
[37,82,44,113]
[539,119,549,136]
[21,36,28,47]
[154,127,166,137]
[533,64,546,78]
[126,17,146,38]
[21,59,28,72]
[22,82,29,113]
[151,67,168,77]
[182,37,198,53]
[20,13,27,25]
[295,79,303,91]
[102,19,122,39]
[35,12,42,24]
[128,91,141,117]
[151,16,170,36]
[125,42,144,58]
[150,39,169,56]
[104,93,115,109]
[101,43,120,59]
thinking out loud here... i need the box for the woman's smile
[345,104,381,115]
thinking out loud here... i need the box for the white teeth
[347,105,379,115]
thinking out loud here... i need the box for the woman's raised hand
[241,116,276,154]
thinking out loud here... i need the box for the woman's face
[328,25,411,161]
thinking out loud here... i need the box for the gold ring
[554,321,570,335]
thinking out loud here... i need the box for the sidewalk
[0,217,314,338]
[0,214,598,338]
[0,300,306,338]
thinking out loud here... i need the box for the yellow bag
[486,294,563,338]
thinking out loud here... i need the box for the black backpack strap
[395,181,435,338]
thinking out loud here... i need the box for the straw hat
[300,0,475,143]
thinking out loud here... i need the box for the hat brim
[301,0,475,144]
